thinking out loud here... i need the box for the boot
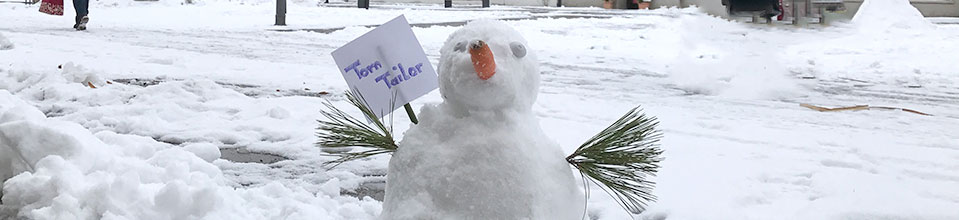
[76,16,89,31]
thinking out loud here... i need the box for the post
[556,0,562,7]
[819,7,829,25]
[358,0,369,9]
[445,0,451,7]
[275,0,286,26]
[678,0,686,7]
[482,0,489,7]
[792,0,807,27]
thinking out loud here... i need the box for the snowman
[379,19,585,219]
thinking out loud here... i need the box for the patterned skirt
[39,0,63,16]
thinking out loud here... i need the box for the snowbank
[0,33,12,50]
[0,63,326,158]
[785,0,958,87]
[0,93,35,190]
[852,0,936,35]
[0,68,380,219]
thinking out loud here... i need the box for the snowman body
[381,20,583,220]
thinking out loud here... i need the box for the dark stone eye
[510,42,526,58]
[453,41,466,52]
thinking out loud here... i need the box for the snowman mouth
[469,40,496,80]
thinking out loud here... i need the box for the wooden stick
[800,103,868,112]
[870,106,933,116]
[827,105,869,112]
[403,103,418,124]
[800,103,932,116]
[799,103,830,112]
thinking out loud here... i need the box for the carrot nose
[469,40,496,80]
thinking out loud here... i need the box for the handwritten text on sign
[331,15,439,119]
[343,60,425,89]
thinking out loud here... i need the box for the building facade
[648,0,958,17]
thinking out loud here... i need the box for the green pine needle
[316,91,398,169]
[566,106,664,214]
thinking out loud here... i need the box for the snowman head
[438,19,540,112]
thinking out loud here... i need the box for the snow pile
[0,94,35,187]
[0,69,380,219]
[0,64,322,157]
[852,0,936,35]
[0,63,98,93]
[60,62,106,88]
[182,142,221,162]
[0,33,12,50]
[664,11,797,100]
[785,0,958,86]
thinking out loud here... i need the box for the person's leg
[73,0,81,28]
[74,0,89,30]
[74,0,88,17]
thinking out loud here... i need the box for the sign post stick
[403,104,418,124]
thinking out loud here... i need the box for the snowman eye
[453,41,467,52]
[510,42,526,58]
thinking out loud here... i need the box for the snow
[0,92,380,219]
[437,19,541,112]
[381,20,583,219]
[1,1,958,220]
[384,104,584,219]
[183,142,222,162]
[0,33,12,50]
[852,0,936,34]
[785,1,956,90]
[60,62,106,88]
[664,11,798,100]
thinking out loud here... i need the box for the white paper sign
[331,15,439,119]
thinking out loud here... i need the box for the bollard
[792,0,807,27]
[556,0,562,7]
[275,0,286,26]
[445,0,451,7]
[482,0,489,7]
[358,0,369,9]
[819,7,830,26]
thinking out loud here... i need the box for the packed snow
[1,0,958,219]
[0,33,12,50]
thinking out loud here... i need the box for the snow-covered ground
[1,0,958,219]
